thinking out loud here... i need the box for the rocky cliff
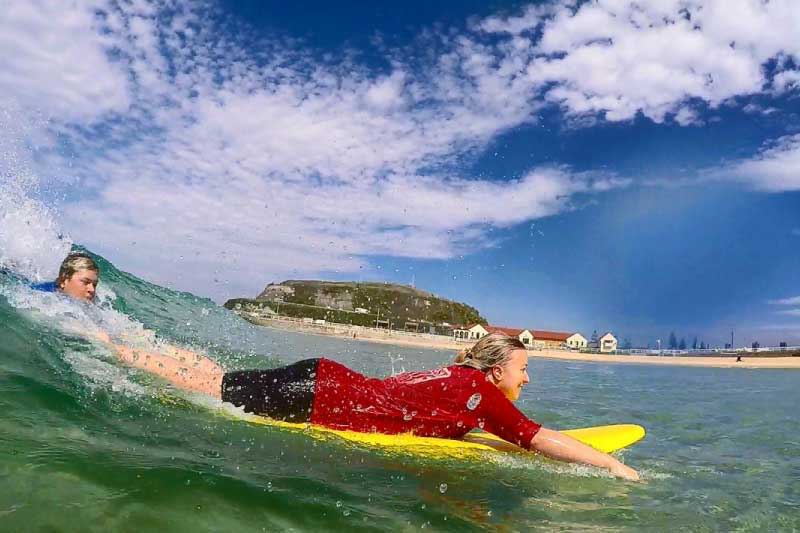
[224,280,486,332]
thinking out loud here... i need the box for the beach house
[530,330,572,349]
[453,324,489,341]
[453,324,535,345]
[483,326,534,346]
[566,332,588,350]
[590,332,618,352]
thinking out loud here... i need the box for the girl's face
[491,349,530,401]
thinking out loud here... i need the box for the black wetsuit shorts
[221,358,319,422]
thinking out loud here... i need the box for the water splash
[0,104,71,280]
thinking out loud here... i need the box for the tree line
[666,331,708,350]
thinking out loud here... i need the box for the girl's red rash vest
[310,358,541,449]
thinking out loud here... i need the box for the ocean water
[1,252,799,532]
[1,167,798,532]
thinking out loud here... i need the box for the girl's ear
[490,365,503,382]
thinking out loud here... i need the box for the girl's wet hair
[454,332,526,371]
[56,252,99,287]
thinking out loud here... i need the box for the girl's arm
[530,427,640,481]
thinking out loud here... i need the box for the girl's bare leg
[115,345,223,398]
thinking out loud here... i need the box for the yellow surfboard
[240,414,645,459]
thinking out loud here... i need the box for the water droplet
[439,483,448,494]
[336,501,343,508]
[487,510,493,517]
[343,509,351,517]
[456,420,463,427]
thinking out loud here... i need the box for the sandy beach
[526,348,800,369]
[239,313,800,369]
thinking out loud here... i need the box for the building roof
[531,330,572,342]
[484,325,528,337]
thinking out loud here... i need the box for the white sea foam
[0,153,160,356]
[0,106,71,280]
[63,348,147,397]
[486,452,614,478]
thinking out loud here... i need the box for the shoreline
[525,349,800,369]
[239,313,800,369]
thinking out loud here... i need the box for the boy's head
[57,253,99,302]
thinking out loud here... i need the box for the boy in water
[36,252,223,378]
[33,252,99,302]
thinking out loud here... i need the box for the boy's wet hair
[56,253,99,287]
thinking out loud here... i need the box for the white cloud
[481,0,800,123]
[770,296,800,306]
[477,4,553,35]
[722,135,800,192]
[2,0,599,299]
[0,1,131,125]
[773,70,800,93]
[768,296,800,321]
[4,0,800,300]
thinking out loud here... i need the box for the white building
[453,324,535,346]
[598,332,618,352]
[483,326,534,346]
[530,330,571,349]
[566,333,588,350]
[453,324,489,341]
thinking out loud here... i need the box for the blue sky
[1,0,799,346]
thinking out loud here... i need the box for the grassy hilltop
[224,280,486,333]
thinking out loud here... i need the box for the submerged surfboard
[241,414,645,459]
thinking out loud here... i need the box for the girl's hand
[609,462,640,481]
